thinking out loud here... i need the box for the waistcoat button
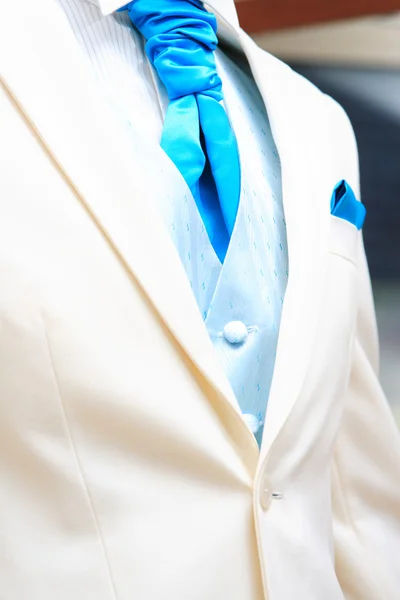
[243,413,260,434]
[223,321,248,344]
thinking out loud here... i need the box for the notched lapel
[0,0,334,463]
[0,0,259,463]
[239,33,334,456]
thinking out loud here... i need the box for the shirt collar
[86,0,239,28]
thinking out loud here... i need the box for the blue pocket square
[331,180,366,230]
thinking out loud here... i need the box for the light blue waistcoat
[156,48,289,444]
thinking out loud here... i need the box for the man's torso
[55,0,289,443]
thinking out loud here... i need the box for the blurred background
[236,0,400,424]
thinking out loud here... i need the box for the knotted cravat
[122,0,241,262]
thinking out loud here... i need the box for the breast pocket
[328,214,360,265]
[298,215,360,447]
[281,215,361,471]
[319,215,359,420]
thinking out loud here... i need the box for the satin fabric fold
[122,0,241,261]
[331,179,366,230]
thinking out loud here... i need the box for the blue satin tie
[121,0,241,262]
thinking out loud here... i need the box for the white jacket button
[260,484,272,511]
[223,321,248,344]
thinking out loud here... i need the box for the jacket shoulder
[257,47,360,193]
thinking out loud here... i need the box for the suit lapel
[149,0,333,459]
[0,0,334,463]
[203,6,332,455]
[238,33,333,455]
[0,0,259,463]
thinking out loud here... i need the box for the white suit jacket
[0,1,400,599]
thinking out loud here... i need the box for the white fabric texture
[56,0,288,441]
